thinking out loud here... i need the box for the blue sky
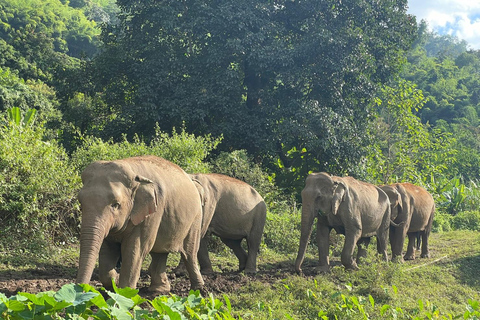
[407,0,480,49]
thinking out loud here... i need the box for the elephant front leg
[316,222,331,273]
[118,238,148,289]
[341,231,361,270]
[149,252,171,293]
[98,240,121,289]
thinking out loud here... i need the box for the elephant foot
[315,265,331,273]
[403,255,415,261]
[420,252,430,258]
[173,266,187,277]
[392,256,405,263]
[200,268,215,275]
[148,283,171,294]
[243,268,257,275]
[344,264,359,271]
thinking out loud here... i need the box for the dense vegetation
[1,0,480,318]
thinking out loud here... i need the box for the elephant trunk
[76,223,106,284]
[295,203,316,273]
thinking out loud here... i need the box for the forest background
[2,0,480,318]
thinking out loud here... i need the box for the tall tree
[92,0,416,187]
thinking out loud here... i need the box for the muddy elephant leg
[117,240,147,289]
[198,236,214,274]
[404,232,417,260]
[181,221,204,290]
[342,230,361,270]
[420,231,430,258]
[149,252,171,293]
[244,230,263,274]
[221,238,248,272]
[356,237,370,264]
[316,221,331,272]
[98,240,121,288]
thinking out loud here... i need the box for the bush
[71,125,222,174]
[432,212,454,232]
[210,150,279,204]
[452,211,480,231]
[0,115,81,244]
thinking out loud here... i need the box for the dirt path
[0,262,308,298]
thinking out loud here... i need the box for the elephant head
[76,160,159,285]
[380,185,403,222]
[295,173,347,273]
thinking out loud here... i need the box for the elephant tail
[390,220,404,228]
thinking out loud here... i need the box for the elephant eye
[111,202,121,210]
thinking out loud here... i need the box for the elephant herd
[75,156,435,294]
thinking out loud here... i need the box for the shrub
[150,125,222,173]
[432,212,454,232]
[451,211,480,231]
[71,125,222,174]
[210,150,279,204]
[0,113,81,244]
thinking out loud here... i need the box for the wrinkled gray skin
[295,173,391,273]
[380,183,435,261]
[175,173,267,274]
[76,156,204,293]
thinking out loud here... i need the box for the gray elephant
[76,155,204,293]
[295,173,391,273]
[176,173,267,274]
[380,183,435,261]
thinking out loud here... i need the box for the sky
[407,0,480,50]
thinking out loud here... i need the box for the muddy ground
[0,260,319,299]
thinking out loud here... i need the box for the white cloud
[408,0,480,49]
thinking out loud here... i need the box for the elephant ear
[130,175,159,226]
[332,181,347,215]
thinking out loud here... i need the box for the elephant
[76,155,204,293]
[379,183,435,261]
[175,173,267,274]
[295,172,391,273]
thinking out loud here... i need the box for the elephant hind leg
[403,232,417,260]
[198,237,214,274]
[420,231,430,258]
[356,237,370,265]
[221,238,248,272]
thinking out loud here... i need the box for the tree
[90,0,416,191]
[366,80,456,185]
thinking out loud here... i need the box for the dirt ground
[0,259,315,299]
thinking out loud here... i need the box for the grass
[1,230,480,319]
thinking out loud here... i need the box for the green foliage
[0,109,81,244]
[89,0,416,192]
[211,150,279,203]
[262,209,302,255]
[366,80,457,185]
[0,67,61,124]
[71,125,222,174]
[0,0,99,82]
[150,125,222,174]
[0,283,237,319]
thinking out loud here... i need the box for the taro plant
[0,282,238,319]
